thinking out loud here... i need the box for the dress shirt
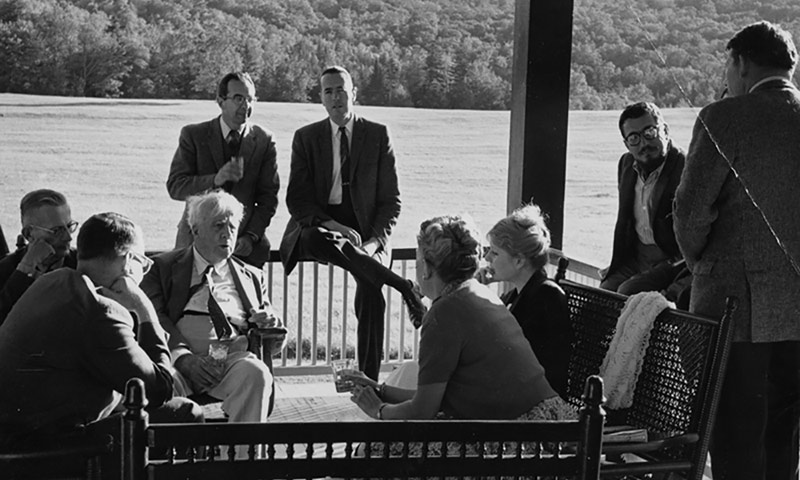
[749,75,790,93]
[632,159,665,246]
[219,116,248,146]
[327,117,354,205]
[184,248,247,329]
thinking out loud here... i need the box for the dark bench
[557,258,736,480]
[117,375,605,480]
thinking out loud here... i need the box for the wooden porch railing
[263,247,601,376]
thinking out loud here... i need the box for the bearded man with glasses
[599,102,689,302]
[0,189,79,325]
[167,71,279,268]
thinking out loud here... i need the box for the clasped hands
[321,220,380,257]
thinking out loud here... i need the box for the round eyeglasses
[624,125,661,146]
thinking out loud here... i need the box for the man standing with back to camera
[280,66,425,381]
[167,72,279,268]
[674,21,800,480]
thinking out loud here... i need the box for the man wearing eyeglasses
[0,189,79,325]
[167,71,279,269]
[599,102,687,300]
[0,212,202,448]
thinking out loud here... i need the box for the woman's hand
[342,370,379,390]
[350,384,384,419]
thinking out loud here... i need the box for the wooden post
[122,378,148,480]
[508,0,574,250]
[579,375,606,480]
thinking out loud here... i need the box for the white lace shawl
[599,291,674,409]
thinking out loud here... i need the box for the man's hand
[250,307,282,329]
[99,276,154,321]
[17,238,58,277]
[234,236,254,257]
[174,353,224,393]
[213,157,244,186]
[321,220,362,247]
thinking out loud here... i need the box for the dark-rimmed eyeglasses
[128,251,154,275]
[225,94,256,105]
[624,125,661,146]
[29,221,79,237]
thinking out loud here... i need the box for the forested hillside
[1,0,798,110]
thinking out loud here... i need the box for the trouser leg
[765,341,800,480]
[710,342,769,480]
[354,277,386,381]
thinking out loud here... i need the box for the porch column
[508,0,574,250]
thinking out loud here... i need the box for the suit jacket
[167,116,280,251]
[279,115,401,273]
[0,246,78,326]
[501,269,573,398]
[607,143,685,277]
[674,78,800,342]
[141,246,272,354]
[0,269,174,441]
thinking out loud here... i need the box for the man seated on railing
[0,212,202,448]
[0,189,78,326]
[142,190,286,426]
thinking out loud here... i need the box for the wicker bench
[115,375,605,480]
[556,258,736,480]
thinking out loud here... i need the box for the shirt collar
[192,246,228,275]
[632,156,666,181]
[329,116,354,136]
[219,116,248,139]
[749,75,790,93]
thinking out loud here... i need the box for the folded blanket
[600,291,674,409]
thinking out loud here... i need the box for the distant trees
[0,0,798,110]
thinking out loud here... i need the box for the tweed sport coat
[606,143,685,278]
[674,78,800,342]
[167,116,280,247]
[279,115,401,274]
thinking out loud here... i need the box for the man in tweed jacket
[674,21,800,480]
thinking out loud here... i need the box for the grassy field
[0,93,703,361]
[0,93,700,267]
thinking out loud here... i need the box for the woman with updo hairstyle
[348,214,574,423]
[477,204,573,398]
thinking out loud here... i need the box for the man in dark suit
[280,66,424,381]
[0,189,78,325]
[0,212,200,447]
[167,72,279,268]
[674,21,800,480]
[142,190,285,428]
[600,102,686,298]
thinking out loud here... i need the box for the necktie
[339,126,350,188]
[227,130,241,158]
[189,266,234,339]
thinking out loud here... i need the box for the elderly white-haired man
[142,190,285,425]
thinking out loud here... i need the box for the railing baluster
[311,263,319,365]
[327,264,334,362]
[341,269,348,358]
[296,263,304,366]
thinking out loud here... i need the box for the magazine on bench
[602,425,648,443]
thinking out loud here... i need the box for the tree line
[1,0,798,110]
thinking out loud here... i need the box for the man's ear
[20,226,33,243]
[352,86,358,103]
[216,96,224,108]
[422,259,434,280]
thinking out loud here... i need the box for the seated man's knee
[236,357,272,391]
